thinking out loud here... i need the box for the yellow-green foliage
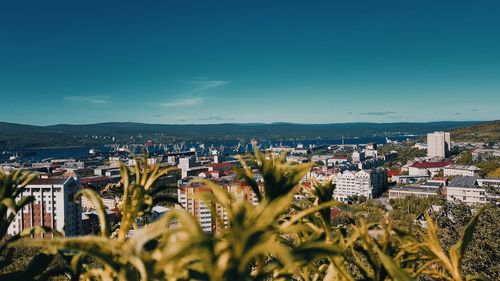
[3,151,488,281]
[451,120,500,143]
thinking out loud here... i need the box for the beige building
[178,182,258,232]
[446,176,487,204]
[427,132,451,158]
[8,177,82,237]
[444,164,481,177]
[408,161,451,177]
[388,186,440,199]
[333,169,387,202]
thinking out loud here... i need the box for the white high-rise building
[333,169,387,202]
[8,177,82,237]
[427,132,451,158]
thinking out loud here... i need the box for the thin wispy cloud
[63,95,111,104]
[187,78,228,92]
[160,77,228,107]
[359,111,396,116]
[160,97,204,107]
[197,116,225,121]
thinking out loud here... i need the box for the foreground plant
[7,151,489,281]
[10,153,177,280]
[0,169,65,280]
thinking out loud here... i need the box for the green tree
[432,203,500,280]
[457,151,473,165]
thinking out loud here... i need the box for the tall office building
[427,132,451,158]
[8,176,82,237]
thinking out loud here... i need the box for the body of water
[0,135,414,163]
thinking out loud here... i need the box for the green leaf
[449,207,484,279]
[373,245,415,281]
[76,189,111,237]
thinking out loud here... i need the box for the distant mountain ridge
[0,120,487,149]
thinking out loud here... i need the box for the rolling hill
[450,120,500,143]
[0,121,486,149]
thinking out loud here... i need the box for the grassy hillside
[451,120,500,143]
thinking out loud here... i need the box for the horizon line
[1,119,497,127]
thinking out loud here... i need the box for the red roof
[81,176,109,183]
[208,162,233,168]
[411,161,452,169]
[432,177,447,181]
[29,177,69,185]
[387,170,401,177]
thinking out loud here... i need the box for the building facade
[446,176,487,204]
[444,164,481,177]
[333,169,387,202]
[178,182,259,232]
[409,161,451,177]
[8,177,82,237]
[427,131,451,158]
[388,186,440,199]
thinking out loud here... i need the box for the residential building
[472,148,500,160]
[351,151,365,163]
[8,176,83,237]
[327,156,349,166]
[207,162,235,175]
[414,205,443,228]
[477,178,500,188]
[364,143,378,158]
[388,186,440,199]
[444,164,481,177]
[409,161,452,177]
[178,183,218,232]
[333,169,387,202]
[177,156,208,178]
[392,175,429,185]
[178,182,259,232]
[82,209,116,235]
[427,131,451,158]
[414,143,427,150]
[446,176,487,204]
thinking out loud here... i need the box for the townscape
[1,122,499,280]
[1,1,499,280]
[1,128,498,236]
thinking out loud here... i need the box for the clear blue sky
[1,0,499,125]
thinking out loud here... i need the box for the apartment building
[388,186,440,199]
[427,131,451,158]
[178,182,259,232]
[446,176,487,204]
[409,161,451,177]
[333,169,387,202]
[444,164,481,177]
[8,176,82,237]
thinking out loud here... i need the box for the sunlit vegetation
[451,120,500,143]
[378,144,427,166]
[389,195,446,230]
[456,151,499,178]
[0,151,494,280]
